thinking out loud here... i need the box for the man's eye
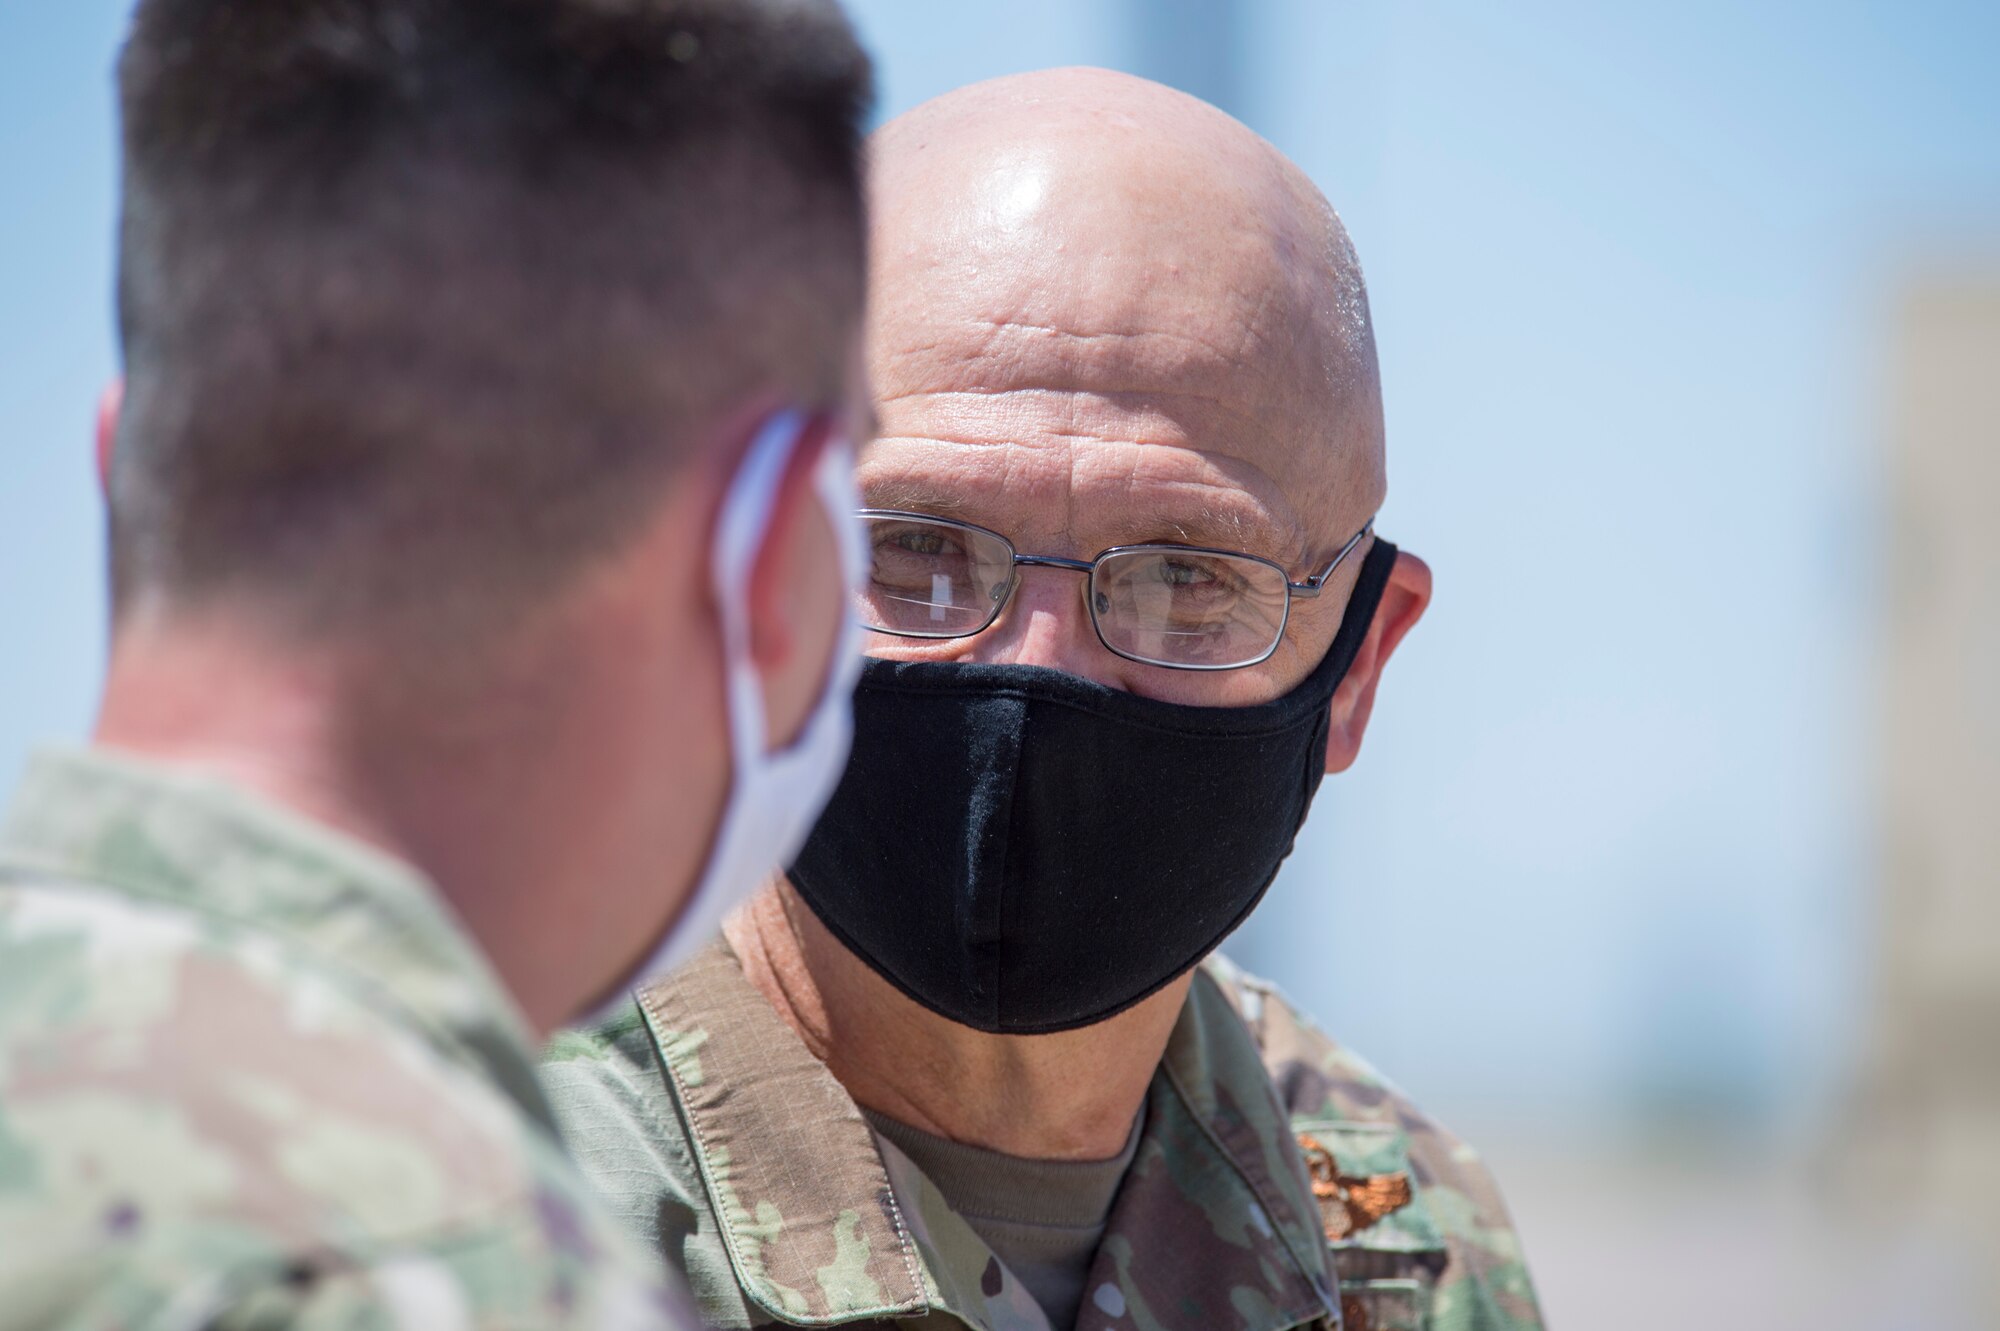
[1159,558,1229,590]
[890,530,949,556]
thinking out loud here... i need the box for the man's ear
[1325,550,1432,774]
[745,415,846,748]
[745,415,833,670]
[96,379,123,494]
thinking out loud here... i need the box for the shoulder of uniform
[1,1213,691,1330]
[0,880,689,1324]
[544,1000,657,1071]
[2,879,546,1249]
[1202,953,1546,1328]
[540,1001,693,1171]
[1201,951,1428,1127]
[541,1000,711,1260]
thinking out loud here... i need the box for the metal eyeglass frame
[856,509,1377,671]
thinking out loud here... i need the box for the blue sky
[3,0,1996,1139]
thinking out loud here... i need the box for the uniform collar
[636,942,1339,1330]
[0,745,554,1134]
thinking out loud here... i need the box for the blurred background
[3,2,1996,1326]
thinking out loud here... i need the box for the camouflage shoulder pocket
[1292,1118,1447,1331]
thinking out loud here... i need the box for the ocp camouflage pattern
[1203,955,1543,1331]
[544,940,1545,1331]
[0,748,692,1329]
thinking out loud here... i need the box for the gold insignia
[1296,1133,1414,1242]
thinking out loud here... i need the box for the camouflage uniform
[0,748,693,1330]
[545,941,1544,1331]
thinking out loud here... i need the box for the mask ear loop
[578,409,865,1023]
[707,410,866,768]
[708,409,808,767]
[805,435,869,716]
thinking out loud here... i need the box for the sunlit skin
[733,68,1432,1161]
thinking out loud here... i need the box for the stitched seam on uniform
[985,701,1026,1029]
[635,981,777,1322]
[869,1132,1008,1331]
[872,1153,930,1319]
[635,975,928,1325]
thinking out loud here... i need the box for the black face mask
[789,538,1398,1035]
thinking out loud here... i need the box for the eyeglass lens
[858,514,1292,669]
[1089,547,1289,668]
[859,516,1016,636]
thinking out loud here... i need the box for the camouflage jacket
[544,941,1543,1331]
[0,748,692,1330]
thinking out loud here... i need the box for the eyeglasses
[855,509,1376,671]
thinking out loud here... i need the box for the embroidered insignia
[1296,1133,1414,1242]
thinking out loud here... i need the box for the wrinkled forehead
[876,140,1345,411]
[864,130,1377,560]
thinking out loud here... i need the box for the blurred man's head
[97,0,872,1030]
[111,0,867,634]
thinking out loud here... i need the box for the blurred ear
[1324,550,1432,774]
[745,415,847,748]
[95,379,123,495]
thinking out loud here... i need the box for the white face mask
[586,408,864,1021]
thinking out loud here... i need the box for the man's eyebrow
[1118,504,1311,565]
[857,482,1304,564]
[856,480,985,522]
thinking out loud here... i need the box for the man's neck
[727,881,1191,1162]
[92,611,573,1036]
[94,616,399,857]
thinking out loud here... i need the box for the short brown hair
[111,0,871,630]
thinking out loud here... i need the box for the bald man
[546,70,1545,1331]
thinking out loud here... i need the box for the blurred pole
[1121,0,1244,118]
[1835,272,2000,1324]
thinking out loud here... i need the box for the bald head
[869,68,1382,527]
[858,69,1390,703]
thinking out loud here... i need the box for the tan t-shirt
[863,1106,1144,1330]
